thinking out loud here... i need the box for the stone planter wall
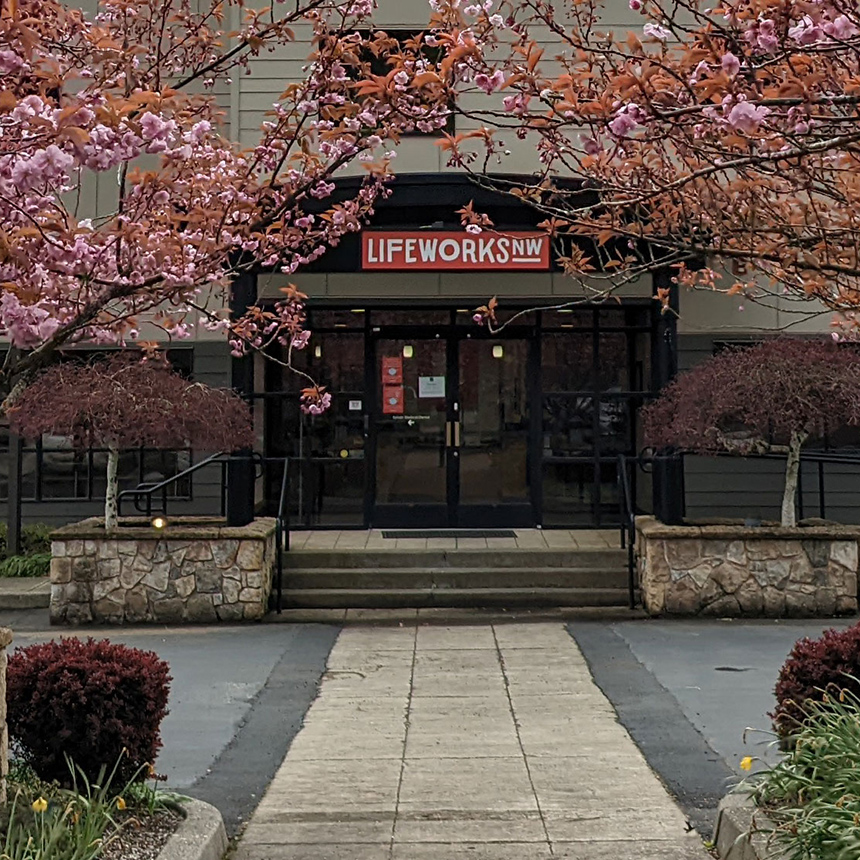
[636,516,860,617]
[50,518,276,625]
[0,627,11,804]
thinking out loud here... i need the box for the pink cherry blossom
[642,23,671,41]
[726,100,769,132]
[721,52,740,77]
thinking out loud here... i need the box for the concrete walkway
[235,623,710,859]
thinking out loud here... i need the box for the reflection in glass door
[373,338,451,527]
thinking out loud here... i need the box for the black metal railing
[616,454,637,610]
[117,452,230,518]
[273,458,291,615]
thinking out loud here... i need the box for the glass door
[456,337,534,527]
[371,332,536,529]
[372,337,453,527]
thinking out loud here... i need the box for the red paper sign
[381,356,403,385]
[382,385,404,414]
[362,231,550,271]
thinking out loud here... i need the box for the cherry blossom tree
[641,339,860,527]
[7,354,254,530]
[0,0,454,410]
[429,0,860,327]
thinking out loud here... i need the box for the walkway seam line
[389,623,419,859]
[491,623,555,856]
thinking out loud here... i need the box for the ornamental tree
[0,0,455,410]
[641,339,860,527]
[430,0,860,324]
[7,354,254,529]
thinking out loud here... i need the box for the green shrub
[20,523,52,557]
[0,523,54,560]
[0,554,51,578]
[750,688,860,860]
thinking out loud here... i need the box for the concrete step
[280,587,633,609]
[0,577,51,610]
[281,548,627,570]
[282,567,629,590]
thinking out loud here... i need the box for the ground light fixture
[151,516,168,530]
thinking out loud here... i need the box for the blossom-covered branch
[431,0,860,328]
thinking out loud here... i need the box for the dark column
[6,432,22,556]
[651,268,685,524]
[227,271,257,526]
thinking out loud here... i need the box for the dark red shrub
[7,638,171,786]
[772,624,860,736]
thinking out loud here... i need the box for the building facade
[3,0,858,530]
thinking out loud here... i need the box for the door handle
[454,422,461,448]
[445,422,452,447]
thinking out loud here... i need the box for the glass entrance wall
[540,308,653,526]
[261,304,655,528]
[263,322,367,526]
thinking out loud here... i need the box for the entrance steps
[278,546,633,609]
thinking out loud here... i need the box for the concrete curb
[158,799,227,860]
[714,792,787,860]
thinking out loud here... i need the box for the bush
[0,554,51,578]
[7,638,171,786]
[772,624,860,736]
[751,689,860,860]
[0,523,53,560]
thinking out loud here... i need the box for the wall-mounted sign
[349,399,362,411]
[382,385,404,415]
[381,356,403,384]
[362,231,550,271]
[419,376,445,399]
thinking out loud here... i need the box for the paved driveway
[569,616,859,836]
[0,610,339,833]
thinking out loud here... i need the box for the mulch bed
[101,809,184,860]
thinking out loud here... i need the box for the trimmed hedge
[7,638,171,785]
[772,623,860,736]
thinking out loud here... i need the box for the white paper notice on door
[418,376,445,398]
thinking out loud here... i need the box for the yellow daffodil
[740,756,754,772]
[31,797,48,813]
[116,797,127,811]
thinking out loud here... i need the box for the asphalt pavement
[0,609,340,834]
[569,616,859,836]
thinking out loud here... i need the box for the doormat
[381,530,517,539]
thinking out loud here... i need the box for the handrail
[617,454,637,610]
[274,458,290,614]
[117,451,230,518]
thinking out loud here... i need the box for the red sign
[362,231,550,271]
[381,357,403,385]
[382,386,404,414]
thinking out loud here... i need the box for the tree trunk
[781,431,807,528]
[105,444,119,531]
